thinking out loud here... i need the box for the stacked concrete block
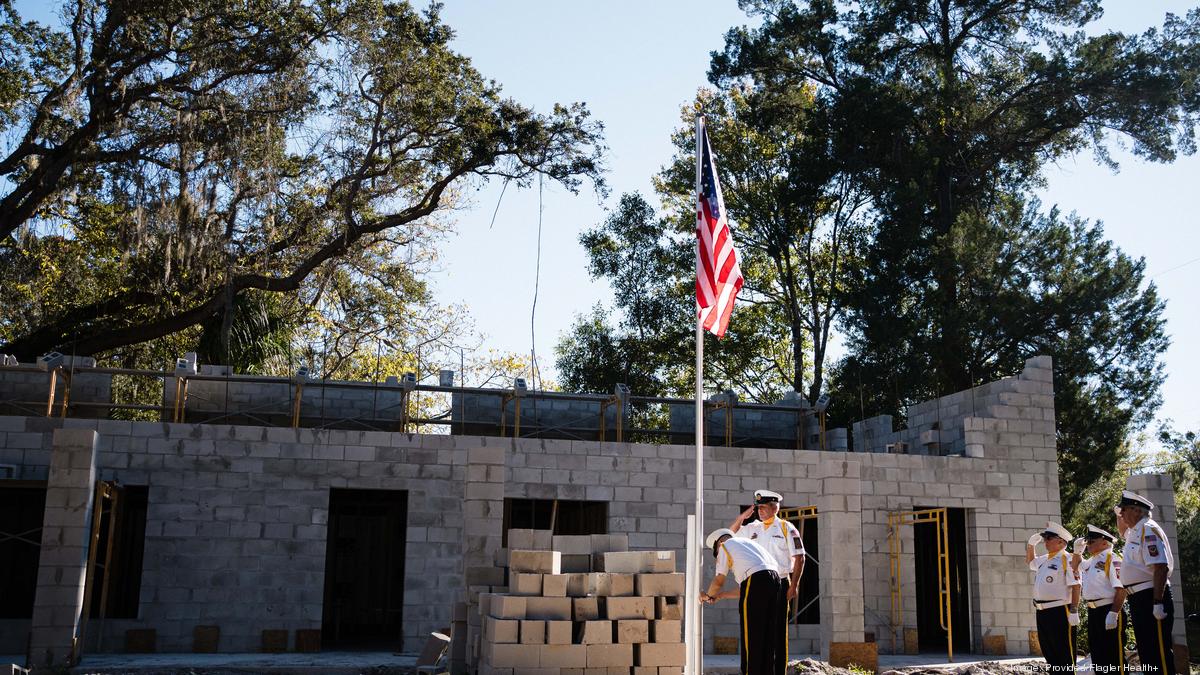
[477,535,685,675]
[0,357,110,419]
[452,390,625,441]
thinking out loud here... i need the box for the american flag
[696,121,743,338]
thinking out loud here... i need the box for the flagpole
[691,113,706,675]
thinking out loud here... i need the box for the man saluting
[1115,490,1177,675]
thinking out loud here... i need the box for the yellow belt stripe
[1155,609,1169,675]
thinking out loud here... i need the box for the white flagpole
[691,114,706,675]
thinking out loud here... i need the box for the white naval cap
[754,489,783,504]
[1085,524,1117,542]
[1118,490,1154,511]
[1041,521,1072,541]
[705,528,735,556]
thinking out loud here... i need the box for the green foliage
[709,0,1191,497]
[0,0,605,374]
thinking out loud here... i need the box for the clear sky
[435,0,1200,437]
[10,1,1198,437]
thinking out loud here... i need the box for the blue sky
[10,1,1198,437]
[434,1,1200,439]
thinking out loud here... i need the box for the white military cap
[705,528,735,556]
[1118,490,1153,511]
[754,489,783,504]
[1041,521,1071,541]
[1085,524,1117,542]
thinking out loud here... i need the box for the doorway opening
[913,506,971,654]
[321,488,408,650]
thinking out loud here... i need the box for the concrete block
[510,550,562,574]
[520,620,546,645]
[616,620,649,644]
[510,572,543,596]
[655,597,683,620]
[540,644,587,668]
[635,573,685,597]
[561,554,592,573]
[525,596,573,620]
[649,550,676,573]
[542,574,568,597]
[605,597,654,620]
[636,643,685,667]
[546,621,573,645]
[652,620,681,643]
[484,643,539,668]
[509,529,553,551]
[659,667,683,675]
[491,595,527,620]
[596,551,654,574]
[578,620,613,644]
[553,535,594,554]
[566,573,591,597]
[586,644,632,667]
[485,617,519,644]
[574,597,602,621]
[591,534,629,553]
[589,572,635,597]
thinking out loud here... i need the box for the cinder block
[596,551,654,574]
[484,643,540,668]
[606,596,654,620]
[616,620,649,644]
[525,596,573,620]
[652,620,680,643]
[655,597,682,620]
[634,668,657,675]
[553,535,594,554]
[574,597,603,621]
[635,573,685,597]
[562,554,593,573]
[540,644,587,668]
[590,572,635,596]
[636,643,685,667]
[543,574,568,597]
[591,534,629,553]
[649,550,675,573]
[468,565,506,586]
[491,595,527,620]
[659,667,683,675]
[586,644,633,667]
[566,573,591,596]
[577,620,613,644]
[520,620,546,645]
[510,550,562,574]
[511,572,543,596]
[546,620,573,645]
[485,617,519,644]
[509,529,553,551]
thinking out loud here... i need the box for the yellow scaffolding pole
[887,507,953,662]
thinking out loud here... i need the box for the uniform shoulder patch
[792,536,802,549]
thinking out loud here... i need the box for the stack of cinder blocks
[476,529,686,675]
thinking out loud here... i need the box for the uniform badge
[1046,576,1054,583]
[1148,544,1159,556]
[793,537,802,548]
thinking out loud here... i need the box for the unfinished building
[0,354,1189,672]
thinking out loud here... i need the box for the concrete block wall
[3,417,467,654]
[0,358,111,419]
[853,356,1055,456]
[163,366,405,429]
[451,391,621,441]
[667,394,846,451]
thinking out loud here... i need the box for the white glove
[1153,603,1167,620]
[1073,537,1087,553]
[1027,532,1042,546]
[1067,611,1080,626]
[1105,611,1119,630]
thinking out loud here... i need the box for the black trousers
[1128,585,1175,675]
[776,577,791,675]
[1086,603,1125,674]
[738,569,783,675]
[1035,604,1076,672]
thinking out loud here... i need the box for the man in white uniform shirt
[1071,525,1125,673]
[1025,521,1081,672]
[700,528,784,675]
[1115,490,1176,675]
